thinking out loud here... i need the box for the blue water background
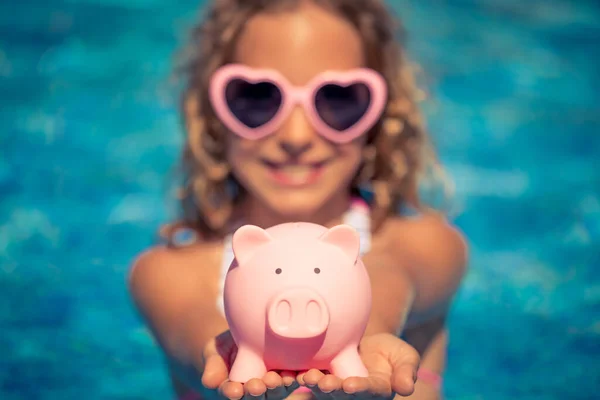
[1,0,598,399]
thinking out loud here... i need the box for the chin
[262,190,330,219]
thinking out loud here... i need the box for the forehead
[232,3,365,85]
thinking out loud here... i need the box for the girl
[128,1,468,400]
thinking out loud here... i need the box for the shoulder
[128,241,222,286]
[385,211,468,269]
[127,240,223,310]
[375,211,469,314]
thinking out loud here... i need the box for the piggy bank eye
[314,268,321,274]
[275,268,282,274]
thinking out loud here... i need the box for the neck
[238,192,353,230]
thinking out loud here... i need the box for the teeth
[277,166,314,183]
[281,166,312,174]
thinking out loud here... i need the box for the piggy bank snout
[267,288,330,339]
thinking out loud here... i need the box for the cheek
[227,136,260,172]
[335,142,364,175]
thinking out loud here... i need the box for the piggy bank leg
[228,346,268,383]
[329,347,369,379]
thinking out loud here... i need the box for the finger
[263,371,287,400]
[234,378,266,400]
[300,370,333,400]
[219,380,244,400]
[245,378,268,396]
[388,339,420,377]
[263,371,283,389]
[279,370,295,386]
[302,369,325,388]
[354,353,392,398]
[296,372,357,400]
[391,363,417,396]
[389,345,419,396]
[314,375,346,400]
[358,340,396,397]
[280,370,300,395]
[340,377,370,395]
[317,374,343,394]
[202,353,230,389]
[296,370,309,386]
[365,375,393,399]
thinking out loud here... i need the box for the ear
[232,225,273,265]
[319,224,360,263]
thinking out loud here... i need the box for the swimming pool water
[1,0,598,399]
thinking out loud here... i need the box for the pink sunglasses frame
[208,64,388,144]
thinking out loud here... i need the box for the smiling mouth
[261,160,329,186]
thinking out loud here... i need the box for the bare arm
[363,213,468,336]
[128,245,228,387]
[402,316,448,400]
[361,214,467,399]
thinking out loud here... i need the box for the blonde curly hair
[165,0,449,241]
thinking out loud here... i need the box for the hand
[297,333,420,400]
[201,330,300,400]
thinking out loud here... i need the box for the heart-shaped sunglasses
[208,64,387,144]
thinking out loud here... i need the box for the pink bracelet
[416,367,442,390]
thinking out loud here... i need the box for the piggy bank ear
[232,225,273,265]
[319,224,360,263]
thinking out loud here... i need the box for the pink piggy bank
[223,222,372,383]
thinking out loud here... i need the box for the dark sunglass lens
[315,83,371,131]
[225,79,282,128]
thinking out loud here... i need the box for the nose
[280,141,311,158]
[277,107,316,158]
[267,288,330,339]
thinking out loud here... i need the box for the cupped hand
[201,330,300,400]
[297,333,420,400]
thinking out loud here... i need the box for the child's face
[227,2,368,217]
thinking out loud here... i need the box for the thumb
[201,353,230,389]
[200,333,234,389]
[388,339,420,396]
